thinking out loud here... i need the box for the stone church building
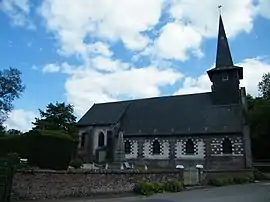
[77,16,252,170]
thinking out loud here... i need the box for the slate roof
[78,101,130,126]
[77,92,243,135]
[215,15,234,68]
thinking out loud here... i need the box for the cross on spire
[218,5,222,14]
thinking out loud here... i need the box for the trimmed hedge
[0,130,77,170]
[133,180,184,196]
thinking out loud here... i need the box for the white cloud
[256,0,270,19]
[4,109,36,132]
[175,58,270,97]
[87,42,113,57]
[239,58,270,96]
[91,56,130,72]
[38,0,268,63]
[169,0,255,38]
[38,0,165,57]
[175,74,211,95]
[154,22,202,61]
[42,62,73,73]
[143,0,256,61]
[63,60,182,116]
[42,63,61,73]
[0,0,35,29]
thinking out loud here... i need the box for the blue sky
[0,0,270,131]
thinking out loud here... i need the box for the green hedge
[133,180,184,196]
[0,130,77,170]
[207,176,254,186]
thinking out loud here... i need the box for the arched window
[186,139,195,154]
[222,138,232,154]
[152,140,161,155]
[125,140,131,154]
[80,132,86,148]
[98,132,105,147]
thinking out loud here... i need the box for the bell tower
[207,15,243,105]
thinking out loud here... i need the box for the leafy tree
[246,94,255,110]
[0,67,25,124]
[249,98,270,159]
[258,72,270,99]
[248,73,270,160]
[7,129,22,136]
[32,102,78,139]
[0,125,6,137]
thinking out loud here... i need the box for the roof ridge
[94,91,211,105]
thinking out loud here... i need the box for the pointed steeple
[215,15,233,68]
[207,14,244,105]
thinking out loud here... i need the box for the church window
[80,132,86,148]
[125,140,131,154]
[186,139,195,154]
[152,139,161,155]
[98,132,105,147]
[222,74,229,81]
[222,138,232,154]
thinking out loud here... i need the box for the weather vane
[218,5,222,15]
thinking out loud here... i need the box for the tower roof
[207,14,243,81]
[215,15,234,68]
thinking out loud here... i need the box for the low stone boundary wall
[12,169,183,201]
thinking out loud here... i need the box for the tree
[258,72,270,99]
[248,73,270,160]
[0,67,25,124]
[32,102,78,139]
[0,125,6,137]
[7,129,22,136]
[249,98,270,159]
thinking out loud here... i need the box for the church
[77,15,252,170]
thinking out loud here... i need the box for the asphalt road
[36,182,270,202]
[134,182,270,202]
[92,182,270,202]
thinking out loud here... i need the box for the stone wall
[12,169,183,201]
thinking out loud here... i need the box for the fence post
[196,164,204,184]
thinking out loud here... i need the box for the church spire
[207,13,243,105]
[215,15,233,68]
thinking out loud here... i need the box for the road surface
[135,182,270,202]
[32,182,270,202]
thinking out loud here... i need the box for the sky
[0,0,270,132]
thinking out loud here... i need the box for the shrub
[133,180,184,196]
[233,176,253,184]
[133,182,155,196]
[69,158,83,169]
[164,181,184,192]
[208,176,254,186]
[0,129,77,170]
[208,178,227,186]
[152,182,164,193]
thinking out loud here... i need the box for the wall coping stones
[204,169,253,173]
[17,168,183,174]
